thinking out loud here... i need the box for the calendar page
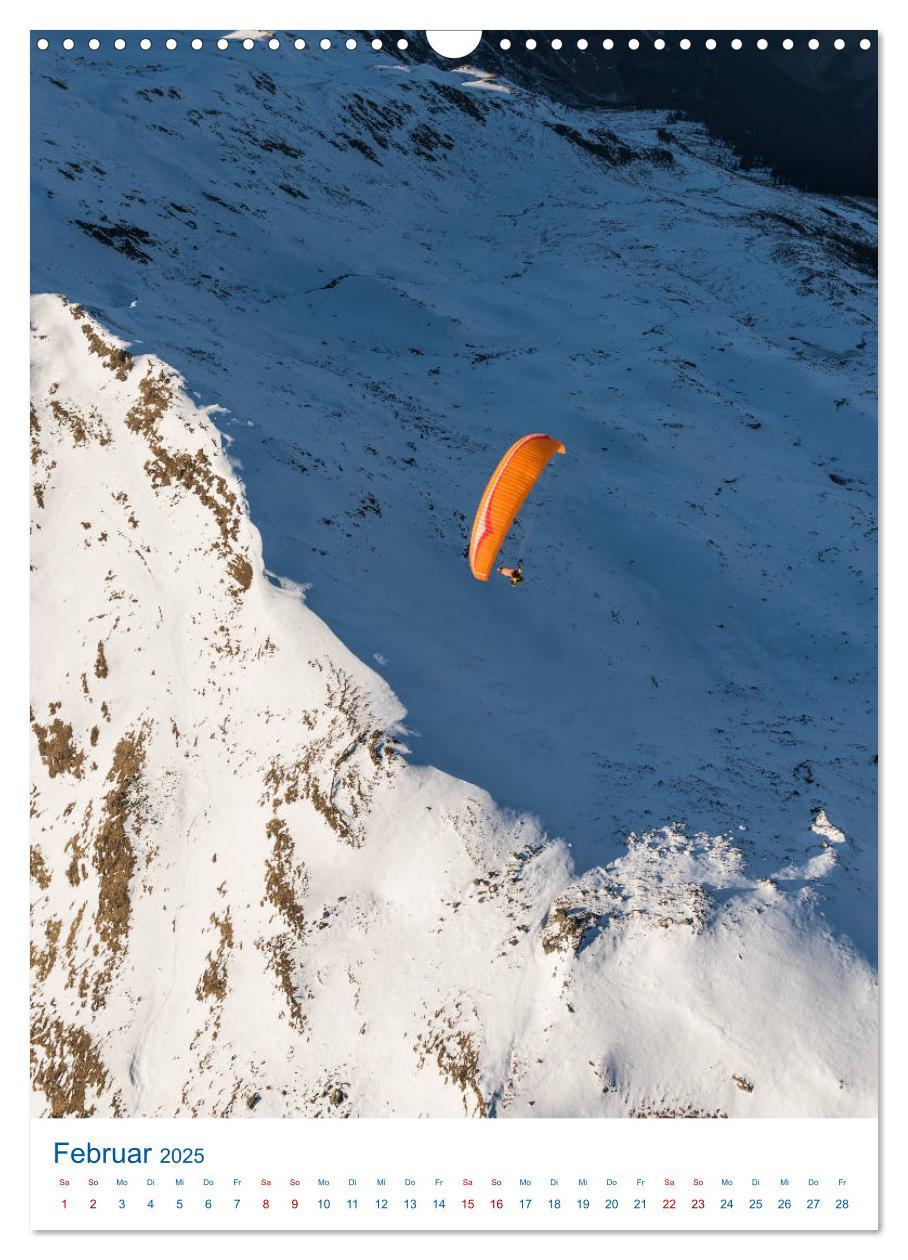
[28,21,878,1235]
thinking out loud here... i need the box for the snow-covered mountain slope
[31,42,877,954]
[30,294,876,1118]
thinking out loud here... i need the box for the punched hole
[425,31,482,57]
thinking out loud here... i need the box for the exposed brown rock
[76,312,134,380]
[94,640,109,679]
[32,718,86,779]
[30,844,52,890]
[31,1014,109,1117]
[91,728,148,1007]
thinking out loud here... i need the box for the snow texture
[30,36,876,1118]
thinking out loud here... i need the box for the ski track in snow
[29,40,877,1117]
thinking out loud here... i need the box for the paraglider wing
[468,433,566,581]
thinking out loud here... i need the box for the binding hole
[426,31,481,57]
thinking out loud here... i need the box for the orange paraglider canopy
[468,433,566,581]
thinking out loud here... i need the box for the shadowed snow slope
[30,295,876,1117]
[31,44,876,956]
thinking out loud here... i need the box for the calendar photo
[28,23,878,1229]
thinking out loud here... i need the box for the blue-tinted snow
[31,36,877,959]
